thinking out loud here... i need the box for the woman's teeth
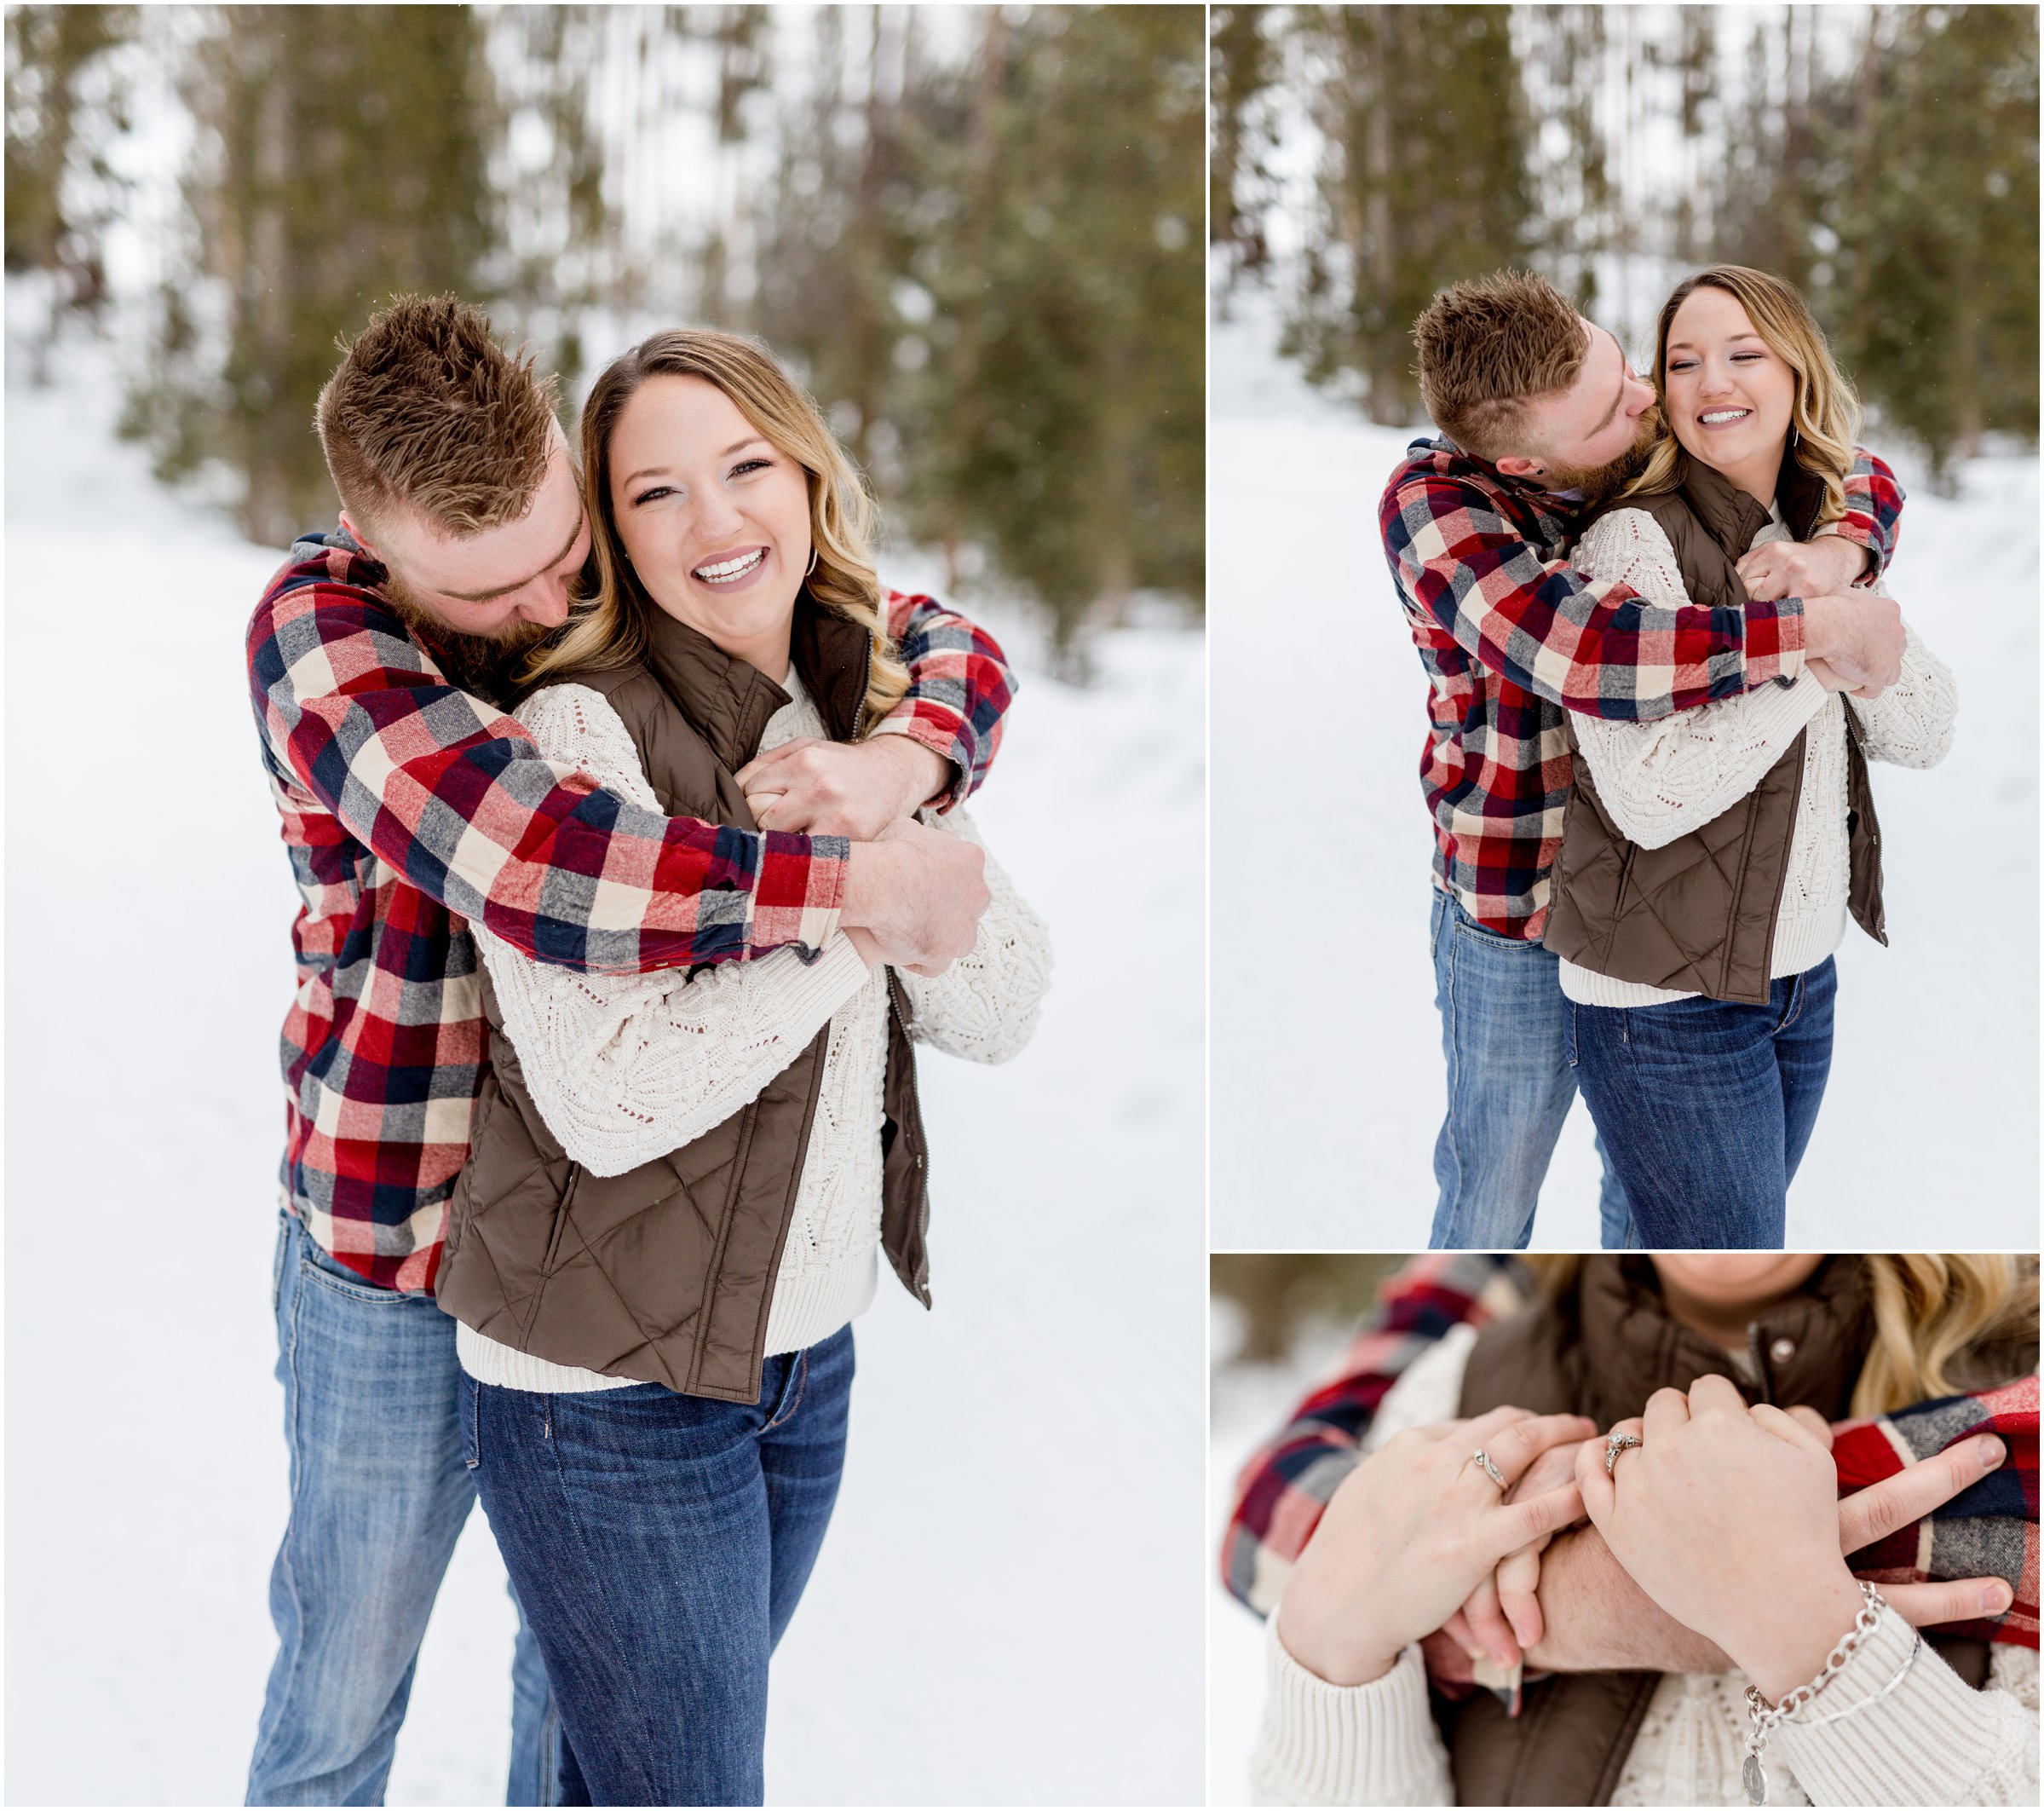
[694,549,766,584]
[1700,409,1750,426]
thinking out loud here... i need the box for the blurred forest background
[1211,3,2038,484]
[1211,1253,1407,1365]
[6,3,1203,649]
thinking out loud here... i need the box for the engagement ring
[1468,1448,1506,1490]
[1604,1431,1643,1476]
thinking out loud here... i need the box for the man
[1382,270,1909,1247]
[244,295,1017,1804]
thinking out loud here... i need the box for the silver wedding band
[1468,1448,1506,1491]
[1605,1431,1643,1477]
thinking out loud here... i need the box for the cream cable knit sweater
[1248,1329,2040,1807]
[458,672,1051,1391]
[1560,507,1956,1008]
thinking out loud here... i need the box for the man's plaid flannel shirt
[1221,1254,2037,1652]
[1381,441,1905,937]
[248,531,1014,1291]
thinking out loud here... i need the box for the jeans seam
[539,1395,654,1799]
[764,1349,809,1432]
[252,1237,315,1795]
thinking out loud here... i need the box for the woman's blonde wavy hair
[521,327,910,729]
[1523,1254,2039,1417]
[1624,264,1862,532]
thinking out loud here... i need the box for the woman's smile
[691,544,770,588]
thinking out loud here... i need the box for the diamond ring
[1604,1431,1643,1476]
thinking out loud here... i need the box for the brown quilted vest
[1542,451,1886,1003]
[436,598,930,1405]
[1440,1257,1992,1806]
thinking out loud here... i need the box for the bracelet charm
[1740,1581,1887,1805]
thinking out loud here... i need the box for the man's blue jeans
[462,1326,855,1808]
[247,1209,563,1806]
[1569,957,1837,1249]
[1428,891,1634,1249]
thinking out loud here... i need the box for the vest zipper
[542,1161,583,1273]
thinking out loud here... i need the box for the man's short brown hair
[315,293,561,541]
[1412,271,1587,462]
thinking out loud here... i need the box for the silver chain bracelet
[1740,1582,1918,1805]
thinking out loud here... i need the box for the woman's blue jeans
[462,1326,855,1808]
[1569,957,1837,1248]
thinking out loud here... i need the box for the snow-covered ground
[1210,295,2041,1249]
[3,300,1206,1805]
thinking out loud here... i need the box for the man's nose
[516,579,573,626]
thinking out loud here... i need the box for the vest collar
[1574,1255,1870,1425]
[1665,443,1828,560]
[637,591,872,771]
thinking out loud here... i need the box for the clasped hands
[1278,1378,2014,1703]
[734,734,989,975]
[1734,533,1902,701]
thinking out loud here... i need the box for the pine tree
[1286,4,1536,424]
[4,4,137,324]
[1210,4,1278,297]
[121,5,499,547]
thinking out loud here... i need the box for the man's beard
[1544,405,1665,510]
[382,575,556,704]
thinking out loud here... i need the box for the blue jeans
[462,1327,855,1808]
[1428,891,1634,1249]
[1569,957,1836,1249]
[248,1209,565,1806]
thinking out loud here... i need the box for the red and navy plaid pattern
[1381,440,1904,937]
[249,531,1014,1291]
[1220,1255,2037,1652]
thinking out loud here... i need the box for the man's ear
[338,511,382,562]
[1494,455,1544,480]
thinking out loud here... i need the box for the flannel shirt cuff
[1752,593,1809,686]
[865,714,967,813]
[751,832,849,961]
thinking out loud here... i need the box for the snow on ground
[3,301,1206,1805]
[1210,294,2041,1249]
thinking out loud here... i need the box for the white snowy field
[3,309,1206,1805]
[1210,302,2041,1249]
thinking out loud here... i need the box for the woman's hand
[1440,1435,1587,1669]
[1736,535,1867,602]
[1277,1407,1594,1689]
[1576,1376,1866,1701]
[738,735,946,838]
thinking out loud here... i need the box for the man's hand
[1801,591,1905,696]
[738,735,948,839]
[839,817,987,975]
[1736,534,1868,603]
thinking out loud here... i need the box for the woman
[1256,1254,2038,1806]
[1541,267,1956,1246]
[435,328,1051,1803]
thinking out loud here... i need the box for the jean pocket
[300,1240,408,1306]
[1564,1001,1580,1069]
[272,1211,292,1313]
[459,1375,481,1471]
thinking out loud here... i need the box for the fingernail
[1979,1436,2007,1468]
[1984,1583,2012,1615]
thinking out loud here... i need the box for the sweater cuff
[1770,1600,2020,1806]
[1250,1618,1453,1806]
